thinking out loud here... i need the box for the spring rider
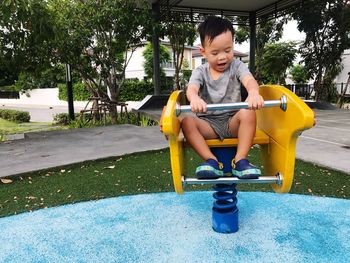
[160,85,314,233]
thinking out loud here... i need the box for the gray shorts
[198,112,237,141]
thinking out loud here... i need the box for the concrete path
[297,109,350,174]
[0,125,167,177]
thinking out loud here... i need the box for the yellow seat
[160,85,314,194]
[182,129,269,148]
[205,129,269,147]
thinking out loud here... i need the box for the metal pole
[183,173,282,186]
[176,96,287,116]
[65,63,75,121]
[249,12,257,75]
[152,3,161,95]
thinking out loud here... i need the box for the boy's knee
[181,116,195,129]
[238,109,256,122]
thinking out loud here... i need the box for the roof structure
[149,0,302,24]
[148,0,303,95]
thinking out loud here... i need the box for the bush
[58,82,91,101]
[53,111,158,128]
[58,79,154,102]
[0,109,30,123]
[119,80,153,101]
[0,85,17,91]
[53,113,81,125]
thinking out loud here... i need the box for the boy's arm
[186,84,207,113]
[241,75,264,109]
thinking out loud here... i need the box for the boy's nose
[218,53,226,60]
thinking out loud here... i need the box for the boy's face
[200,30,234,73]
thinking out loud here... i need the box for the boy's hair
[198,16,235,46]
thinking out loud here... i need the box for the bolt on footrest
[182,173,283,187]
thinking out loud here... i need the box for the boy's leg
[181,116,224,178]
[181,115,218,161]
[229,109,261,179]
[228,109,256,161]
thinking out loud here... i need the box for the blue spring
[212,183,239,233]
[213,184,237,212]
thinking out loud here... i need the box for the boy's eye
[211,52,218,56]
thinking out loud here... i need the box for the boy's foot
[232,159,261,179]
[195,159,223,179]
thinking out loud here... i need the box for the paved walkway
[297,109,350,174]
[0,109,349,178]
[0,125,167,177]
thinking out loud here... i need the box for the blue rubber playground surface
[1,191,350,263]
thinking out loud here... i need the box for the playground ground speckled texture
[1,191,349,263]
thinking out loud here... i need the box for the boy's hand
[190,97,207,113]
[246,91,264,110]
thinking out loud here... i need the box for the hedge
[119,80,153,101]
[58,82,90,101]
[0,109,30,123]
[58,80,154,102]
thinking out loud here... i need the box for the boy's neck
[209,66,225,80]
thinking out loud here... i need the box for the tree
[292,0,350,101]
[162,21,196,90]
[260,42,298,84]
[142,42,171,80]
[0,0,56,87]
[235,16,288,83]
[289,64,310,84]
[50,0,152,121]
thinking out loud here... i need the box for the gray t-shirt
[188,59,251,116]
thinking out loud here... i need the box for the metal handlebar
[176,95,287,116]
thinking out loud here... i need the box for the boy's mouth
[217,63,226,69]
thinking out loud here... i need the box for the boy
[181,16,264,179]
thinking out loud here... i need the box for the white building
[336,49,350,84]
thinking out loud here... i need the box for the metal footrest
[183,173,283,186]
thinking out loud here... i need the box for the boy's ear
[199,46,206,57]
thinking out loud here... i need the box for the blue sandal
[196,159,224,179]
[232,159,261,179]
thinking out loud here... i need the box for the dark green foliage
[53,111,155,128]
[292,0,350,101]
[0,85,16,91]
[58,79,153,102]
[289,64,310,84]
[14,65,67,92]
[119,80,153,101]
[182,69,192,83]
[0,109,30,123]
[53,113,81,126]
[143,42,171,79]
[162,22,197,90]
[235,16,288,83]
[260,42,298,84]
[0,61,18,87]
[0,0,56,81]
[58,83,91,101]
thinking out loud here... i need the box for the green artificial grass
[0,147,349,218]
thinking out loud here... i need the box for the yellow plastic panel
[257,85,314,193]
[160,90,185,194]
